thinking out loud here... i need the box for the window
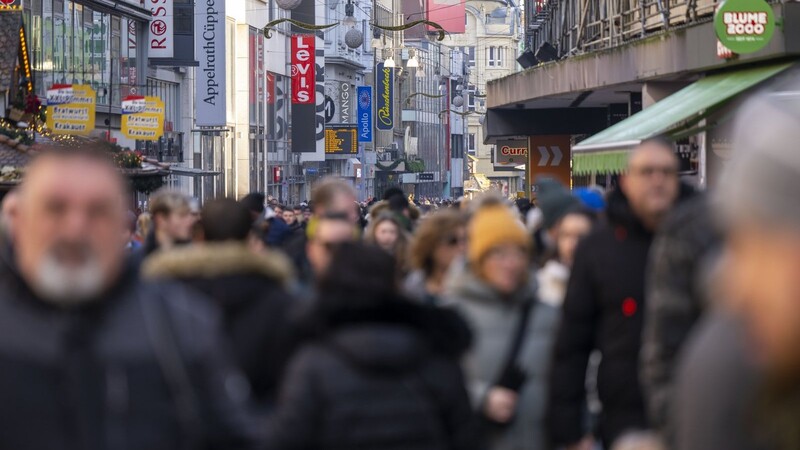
[468,133,476,154]
[467,84,476,111]
[463,46,475,66]
[487,46,503,67]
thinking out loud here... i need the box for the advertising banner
[375,63,394,131]
[267,72,275,105]
[357,86,372,143]
[122,96,165,141]
[339,82,352,123]
[427,0,465,34]
[46,84,95,136]
[148,0,173,58]
[494,139,528,168]
[291,34,315,104]
[195,0,226,126]
[529,135,571,191]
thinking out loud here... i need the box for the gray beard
[33,253,106,306]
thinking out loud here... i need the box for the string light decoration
[18,27,33,93]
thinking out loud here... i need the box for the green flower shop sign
[715,0,775,54]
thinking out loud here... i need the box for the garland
[372,20,447,41]
[263,19,338,38]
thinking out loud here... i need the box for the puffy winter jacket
[0,246,262,450]
[142,242,297,407]
[640,194,722,437]
[547,186,693,447]
[267,300,480,450]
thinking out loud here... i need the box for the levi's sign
[292,35,315,104]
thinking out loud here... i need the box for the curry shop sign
[494,139,528,168]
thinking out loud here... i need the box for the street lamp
[384,54,396,68]
[371,28,383,49]
[415,65,426,78]
[406,48,419,68]
[342,0,357,28]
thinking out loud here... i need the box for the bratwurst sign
[715,0,775,54]
[292,35,315,104]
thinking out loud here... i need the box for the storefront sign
[148,0,173,58]
[324,125,357,154]
[195,0,226,126]
[529,135,571,190]
[45,84,95,136]
[715,0,775,54]
[494,139,528,168]
[426,0,465,34]
[291,35,315,104]
[0,0,22,10]
[357,86,372,143]
[122,96,165,141]
[267,72,275,104]
[340,82,351,123]
[375,63,394,131]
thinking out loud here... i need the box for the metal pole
[108,22,113,141]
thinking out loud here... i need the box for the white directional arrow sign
[537,146,564,166]
[538,146,550,166]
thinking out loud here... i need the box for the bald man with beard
[0,145,261,450]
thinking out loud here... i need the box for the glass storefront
[24,0,143,106]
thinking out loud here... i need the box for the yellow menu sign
[46,84,96,135]
[121,96,165,141]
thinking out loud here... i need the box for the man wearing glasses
[548,138,688,450]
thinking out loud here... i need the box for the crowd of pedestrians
[0,91,799,450]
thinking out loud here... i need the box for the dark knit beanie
[536,178,582,230]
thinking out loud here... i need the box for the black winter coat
[267,300,480,450]
[142,242,297,406]
[547,186,693,447]
[0,248,261,450]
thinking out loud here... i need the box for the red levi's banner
[291,34,315,104]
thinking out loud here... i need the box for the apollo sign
[291,35,315,104]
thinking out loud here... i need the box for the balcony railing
[526,0,731,59]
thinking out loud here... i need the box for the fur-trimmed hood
[141,242,294,286]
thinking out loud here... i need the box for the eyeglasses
[444,235,466,247]
[628,165,679,178]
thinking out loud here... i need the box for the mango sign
[122,96,165,141]
[714,0,774,54]
[46,84,96,136]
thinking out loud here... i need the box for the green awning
[572,62,794,175]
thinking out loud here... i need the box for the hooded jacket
[0,245,261,450]
[445,266,560,450]
[266,299,479,450]
[547,185,693,447]
[142,243,296,406]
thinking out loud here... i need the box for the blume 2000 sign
[291,35,315,104]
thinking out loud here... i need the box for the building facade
[444,0,523,197]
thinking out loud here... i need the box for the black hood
[297,299,472,372]
[605,183,695,236]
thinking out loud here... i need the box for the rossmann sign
[494,139,528,168]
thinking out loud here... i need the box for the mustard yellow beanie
[468,206,531,264]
